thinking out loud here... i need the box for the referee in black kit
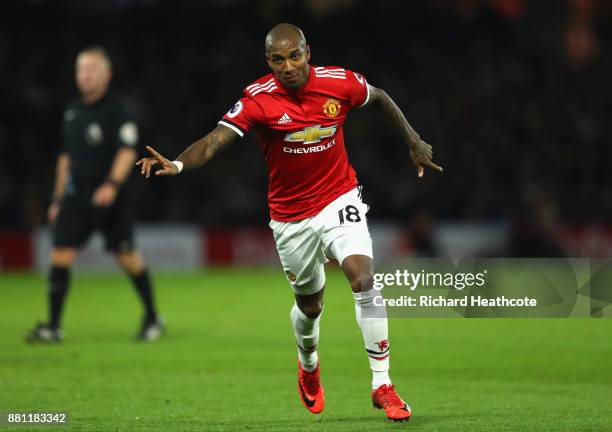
[26,46,164,342]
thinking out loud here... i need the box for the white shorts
[269,187,373,296]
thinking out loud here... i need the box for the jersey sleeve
[115,102,139,149]
[345,70,370,109]
[218,96,264,138]
[61,105,71,153]
[61,100,79,153]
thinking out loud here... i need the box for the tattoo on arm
[366,84,421,149]
[176,124,239,170]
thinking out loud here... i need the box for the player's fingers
[414,162,424,178]
[140,158,157,175]
[138,158,148,172]
[146,146,166,162]
[425,160,443,172]
[143,160,150,177]
[155,167,175,176]
[144,159,157,178]
[147,160,159,178]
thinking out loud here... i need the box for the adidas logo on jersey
[278,113,292,124]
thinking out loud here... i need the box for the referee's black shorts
[52,187,135,253]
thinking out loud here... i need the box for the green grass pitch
[1,268,611,431]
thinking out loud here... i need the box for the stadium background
[1,0,612,269]
[1,1,611,431]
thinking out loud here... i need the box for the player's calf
[290,303,320,371]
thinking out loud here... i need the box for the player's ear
[305,45,311,62]
[265,52,273,69]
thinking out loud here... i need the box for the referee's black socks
[130,269,157,323]
[48,266,70,330]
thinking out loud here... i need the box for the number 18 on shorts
[270,187,373,296]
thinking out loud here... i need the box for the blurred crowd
[1,0,610,229]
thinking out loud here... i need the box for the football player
[138,23,442,421]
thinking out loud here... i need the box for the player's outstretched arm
[365,84,443,178]
[136,124,239,178]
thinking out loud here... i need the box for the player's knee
[299,302,323,319]
[115,251,144,274]
[349,272,374,294]
[50,248,77,267]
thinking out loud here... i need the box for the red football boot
[297,361,325,414]
[371,384,412,421]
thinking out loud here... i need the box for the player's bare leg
[342,254,411,421]
[115,249,144,275]
[26,247,77,343]
[51,247,78,267]
[292,288,325,414]
[114,250,163,341]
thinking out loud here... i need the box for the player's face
[75,53,111,96]
[266,43,311,89]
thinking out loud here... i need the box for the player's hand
[409,139,443,177]
[136,146,179,178]
[47,202,60,224]
[92,182,118,207]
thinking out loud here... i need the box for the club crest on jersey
[323,98,341,118]
[286,271,297,282]
[284,125,337,145]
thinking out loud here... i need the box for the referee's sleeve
[61,104,74,153]
[116,102,139,148]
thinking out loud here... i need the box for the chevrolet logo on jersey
[284,125,337,145]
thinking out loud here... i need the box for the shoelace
[379,385,403,407]
[302,369,320,395]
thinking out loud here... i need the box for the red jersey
[219,65,369,222]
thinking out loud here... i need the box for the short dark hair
[78,45,112,67]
